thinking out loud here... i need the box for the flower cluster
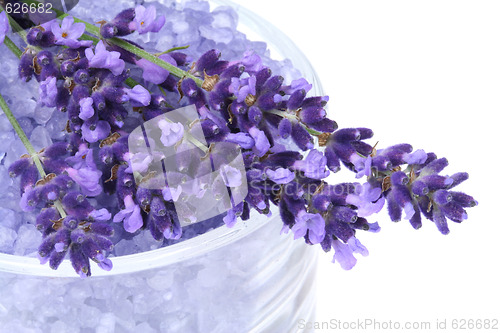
[2,3,477,276]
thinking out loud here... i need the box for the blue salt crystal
[30,126,53,151]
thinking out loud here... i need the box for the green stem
[155,45,190,56]
[0,92,67,218]
[2,35,23,58]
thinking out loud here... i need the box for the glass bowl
[0,0,322,332]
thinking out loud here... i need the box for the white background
[231,1,499,332]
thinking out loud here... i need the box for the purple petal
[78,97,95,120]
[125,85,151,106]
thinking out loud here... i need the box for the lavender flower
[130,5,166,34]
[124,85,151,106]
[113,195,143,233]
[78,97,94,120]
[51,16,92,49]
[38,77,58,107]
[158,120,184,147]
[85,41,125,76]
[0,11,9,45]
[291,211,326,244]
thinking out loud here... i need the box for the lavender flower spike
[85,41,125,76]
[51,16,92,49]
[131,5,166,34]
[0,11,9,45]
[113,195,143,233]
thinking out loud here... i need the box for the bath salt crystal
[211,7,238,30]
[133,230,161,252]
[13,224,41,256]
[17,117,34,137]
[29,126,53,151]
[33,104,55,125]
[147,270,175,291]
[0,225,16,253]
[45,109,69,140]
[199,25,233,44]
[0,208,17,230]
[50,321,70,333]
[113,239,137,256]
[96,313,116,333]
[135,322,156,333]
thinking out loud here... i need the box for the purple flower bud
[299,106,326,124]
[419,157,448,176]
[326,216,355,243]
[19,52,35,82]
[20,165,39,192]
[312,195,332,212]
[56,88,70,113]
[371,155,392,172]
[441,202,468,223]
[433,189,453,206]
[291,122,313,151]
[450,191,477,207]
[419,175,454,191]
[221,64,245,79]
[448,172,469,189]
[257,92,277,111]
[100,23,119,39]
[88,222,114,237]
[386,191,402,222]
[61,60,77,77]
[411,180,429,196]
[150,196,167,217]
[195,49,221,73]
[308,118,338,133]
[49,250,67,270]
[63,216,79,230]
[27,27,43,46]
[391,171,409,186]
[276,118,291,139]
[262,75,284,92]
[69,244,91,278]
[287,89,307,111]
[74,69,90,84]
[136,187,152,208]
[8,158,31,178]
[62,191,94,218]
[432,207,450,235]
[38,234,56,258]
[248,106,263,125]
[70,229,86,244]
[324,147,340,173]
[36,208,58,234]
[332,128,362,143]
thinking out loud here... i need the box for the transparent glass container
[0,1,323,332]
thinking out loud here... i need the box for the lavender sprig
[1,3,478,277]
